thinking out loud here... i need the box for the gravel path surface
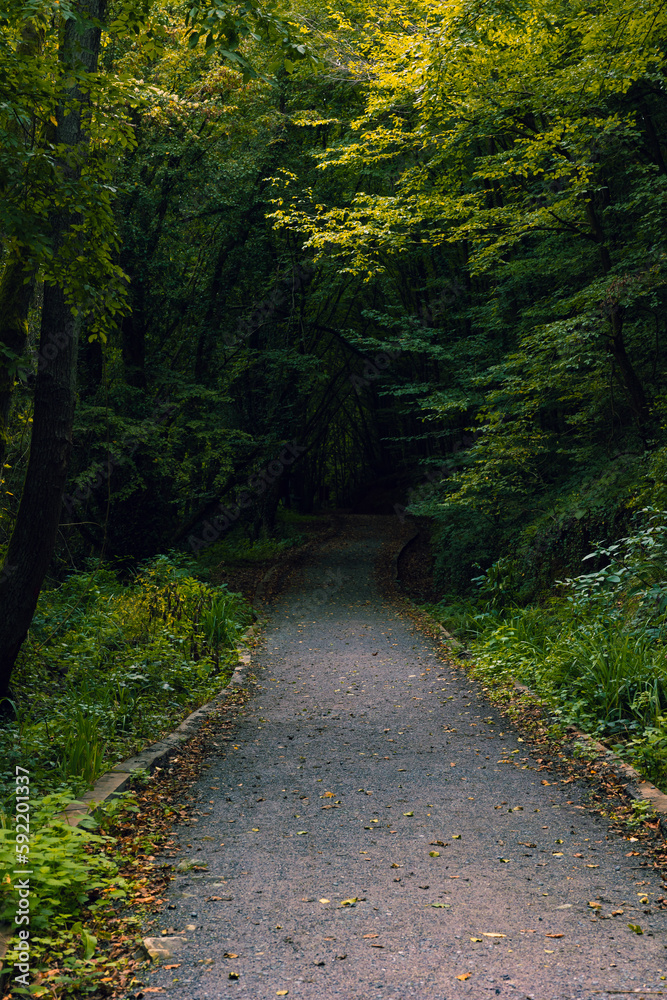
[144,517,667,999]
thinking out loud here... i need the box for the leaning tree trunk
[0,0,106,700]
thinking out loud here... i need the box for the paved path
[145,517,667,999]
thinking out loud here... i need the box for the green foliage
[0,555,252,804]
[0,793,125,931]
[431,510,667,787]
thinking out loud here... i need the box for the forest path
[144,516,667,1000]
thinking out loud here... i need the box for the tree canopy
[1,0,667,689]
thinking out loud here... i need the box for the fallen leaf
[452,834,461,839]
[251,828,259,832]
[611,909,624,916]
[588,902,602,909]
[340,898,358,906]
[277,991,289,996]
[229,972,240,980]
[319,899,330,904]
[403,811,414,817]
[164,964,181,969]
[429,851,440,857]
[545,933,564,938]
[143,990,165,994]
[370,944,384,948]
[585,864,599,868]
[430,840,445,846]
[544,949,554,954]
[363,934,379,939]
[390,863,403,869]
[499,858,510,863]
[431,903,449,908]
[628,923,643,934]
[224,953,238,959]
[322,791,335,798]
[456,973,471,981]
[482,933,506,938]
[520,929,536,933]
[296,831,308,835]
[470,937,482,942]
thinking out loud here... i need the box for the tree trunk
[608,303,649,431]
[0,253,34,471]
[0,0,105,700]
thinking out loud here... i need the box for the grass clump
[428,508,667,788]
[0,553,253,806]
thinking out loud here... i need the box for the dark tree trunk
[0,0,106,700]
[121,293,147,389]
[0,254,34,471]
[608,304,649,431]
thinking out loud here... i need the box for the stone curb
[392,529,420,587]
[431,623,667,832]
[0,627,259,974]
[60,626,257,828]
[503,681,667,837]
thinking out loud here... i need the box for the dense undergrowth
[0,553,253,996]
[429,509,667,789]
[0,553,253,808]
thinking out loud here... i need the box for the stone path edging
[428,623,667,833]
[60,627,257,828]
[63,519,343,827]
[0,630,258,976]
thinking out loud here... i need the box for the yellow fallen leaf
[223,953,238,959]
[319,899,330,904]
[456,973,471,981]
[586,864,599,868]
[588,901,601,909]
[482,933,506,938]
[429,851,440,857]
[277,992,289,996]
[403,811,414,816]
[470,937,482,942]
[545,949,554,954]
[323,791,335,797]
[545,933,564,939]
[340,897,357,906]
[252,828,259,832]
[452,834,461,839]
[363,934,379,938]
